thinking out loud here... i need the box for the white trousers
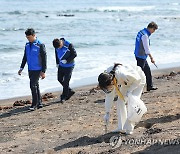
[116,84,144,132]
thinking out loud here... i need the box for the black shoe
[37,104,43,109]
[147,87,158,91]
[60,95,66,103]
[66,90,75,100]
[60,98,66,103]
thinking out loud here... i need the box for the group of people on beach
[18,28,77,111]
[18,21,158,135]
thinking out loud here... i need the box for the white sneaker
[112,128,126,133]
[126,130,133,135]
[29,106,35,111]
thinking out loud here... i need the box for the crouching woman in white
[98,63,146,135]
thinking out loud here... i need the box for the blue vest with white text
[134,28,151,60]
[25,39,42,71]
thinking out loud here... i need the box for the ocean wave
[8,10,22,15]
[75,42,103,48]
[97,6,155,12]
[0,10,47,16]
[1,72,12,76]
[75,41,121,48]
[0,47,18,53]
[58,6,155,13]
[172,3,179,6]
[0,28,25,32]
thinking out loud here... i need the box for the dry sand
[0,67,180,154]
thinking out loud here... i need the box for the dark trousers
[58,66,74,98]
[136,57,153,89]
[28,70,42,107]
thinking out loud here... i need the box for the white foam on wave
[172,3,179,6]
[97,6,155,12]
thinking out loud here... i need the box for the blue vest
[56,41,75,67]
[134,28,151,60]
[25,39,42,71]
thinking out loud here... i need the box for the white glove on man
[61,60,67,64]
[104,112,110,123]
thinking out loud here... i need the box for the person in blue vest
[134,21,158,91]
[53,38,77,103]
[18,28,47,111]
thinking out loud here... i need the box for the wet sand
[0,67,180,154]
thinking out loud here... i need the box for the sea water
[0,0,180,99]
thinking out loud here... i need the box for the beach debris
[0,106,13,110]
[94,99,105,104]
[89,87,98,94]
[79,97,86,100]
[169,71,177,76]
[78,91,89,97]
[155,71,178,79]
[13,100,31,106]
[78,87,101,97]
[145,127,162,135]
[42,93,55,101]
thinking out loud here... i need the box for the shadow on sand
[54,113,180,152]
[135,113,180,129]
[0,99,61,119]
[133,138,180,154]
[54,132,118,152]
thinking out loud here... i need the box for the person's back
[134,28,151,59]
[107,64,146,87]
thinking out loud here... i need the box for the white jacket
[105,64,146,113]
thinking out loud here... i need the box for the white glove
[104,112,110,123]
[126,91,132,97]
[61,60,67,64]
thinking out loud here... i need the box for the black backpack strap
[109,63,122,77]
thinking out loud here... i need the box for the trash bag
[127,93,147,122]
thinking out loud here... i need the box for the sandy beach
[0,67,180,154]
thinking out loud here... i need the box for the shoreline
[0,66,180,106]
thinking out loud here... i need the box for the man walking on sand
[18,28,47,111]
[134,21,158,91]
[52,38,77,103]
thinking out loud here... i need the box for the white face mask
[102,84,114,94]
